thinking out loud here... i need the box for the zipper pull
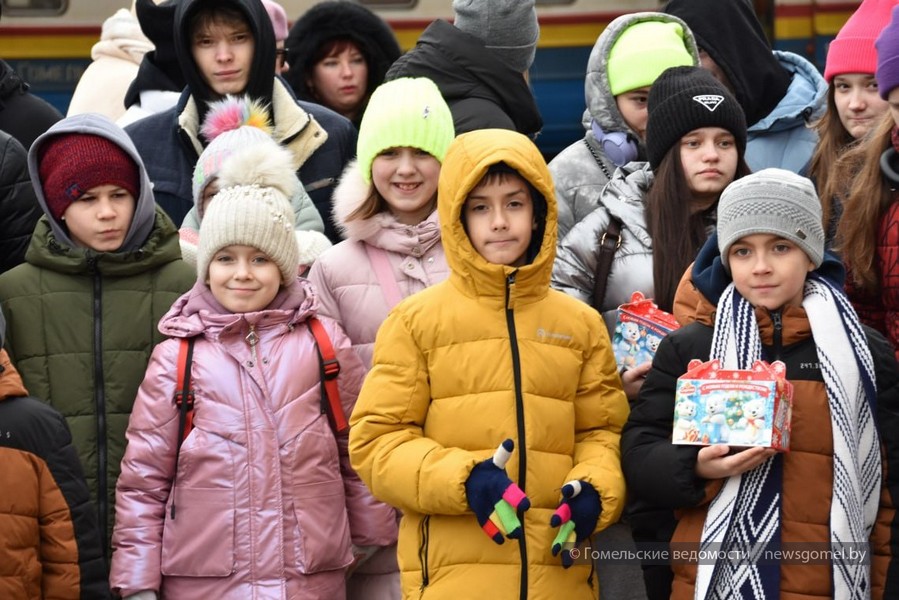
[246,325,259,364]
[245,325,258,346]
[771,311,782,331]
[770,310,783,361]
[505,272,517,309]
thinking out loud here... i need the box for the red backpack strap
[174,337,196,443]
[306,317,348,434]
[171,337,196,519]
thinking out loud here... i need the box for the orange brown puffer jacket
[0,349,107,599]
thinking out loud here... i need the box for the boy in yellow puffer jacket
[349,128,628,599]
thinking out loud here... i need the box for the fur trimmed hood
[332,159,399,241]
[283,1,401,123]
[332,159,442,258]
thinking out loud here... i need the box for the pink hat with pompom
[193,95,275,214]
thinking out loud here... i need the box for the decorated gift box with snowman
[672,358,793,450]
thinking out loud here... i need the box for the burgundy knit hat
[824,0,897,82]
[38,133,140,221]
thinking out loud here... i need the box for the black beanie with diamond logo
[645,65,747,170]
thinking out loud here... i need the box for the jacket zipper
[89,256,109,560]
[770,310,783,361]
[504,273,528,600]
[418,515,431,595]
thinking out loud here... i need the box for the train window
[2,0,66,16]
[359,0,416,7]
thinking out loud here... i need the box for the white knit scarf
[694,275,880,600]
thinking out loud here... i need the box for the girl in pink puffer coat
[109,182,396,600]
[305,77,455,600]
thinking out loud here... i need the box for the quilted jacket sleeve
[876,202,899,360]
[109,340,180,598]
[321,317,398,547]
[868,326,899,599]
[561,312,629,534]
[621,332,709,510]
[551,207,610,308]
[348,310,479,516]
[0,131,40,274]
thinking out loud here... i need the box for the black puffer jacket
[0,130,39,274]
[0,59,62,150]
[283,0,401,128]
[386,19,543,137]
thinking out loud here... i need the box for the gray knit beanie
[452,0,539,73]
[717,168,824,270]
[197,184,299,284]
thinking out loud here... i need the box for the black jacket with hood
[663,0,790,127]
[123,0,185,109]
[124,0,357,241]
[0,130,41,275]
[0,59,62,151]
[283,0,401,129]
[386,19,543,138]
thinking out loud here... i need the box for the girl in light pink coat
[305,77,455,599]
[308,76,454,366]
[109,182,395,600]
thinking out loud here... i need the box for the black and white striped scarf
[695,274,880,599]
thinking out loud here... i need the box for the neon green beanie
[356,77,455,183]
[607,21,695,96]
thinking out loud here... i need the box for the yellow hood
[437,129,557,302]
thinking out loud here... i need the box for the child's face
[371,147,440,225]
[463,174,535,267]
[615,86,650,140]
[679,126,738,208]
[63,184,136,252]
[833,74,887,140]
[727,233,815,310]
[191,16,255,97]
[207,244,282,313]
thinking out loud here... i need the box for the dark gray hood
[27,113,157,252]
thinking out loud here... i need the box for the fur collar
[332,159,402,242]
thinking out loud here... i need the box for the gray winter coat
[550,12,698,239]
[552,162,654,333]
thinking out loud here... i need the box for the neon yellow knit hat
[607,20,695,96]
[356,77,455,183]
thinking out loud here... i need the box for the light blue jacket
[744,51,827,176]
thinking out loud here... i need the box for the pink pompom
[201,95,273,142]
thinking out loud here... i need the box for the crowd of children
[3,0,899,599]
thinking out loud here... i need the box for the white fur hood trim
[332,159,402,242]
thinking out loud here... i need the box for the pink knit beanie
[261,0,289,42]
[825,0,898,82]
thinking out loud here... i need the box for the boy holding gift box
[622,168,899,599]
